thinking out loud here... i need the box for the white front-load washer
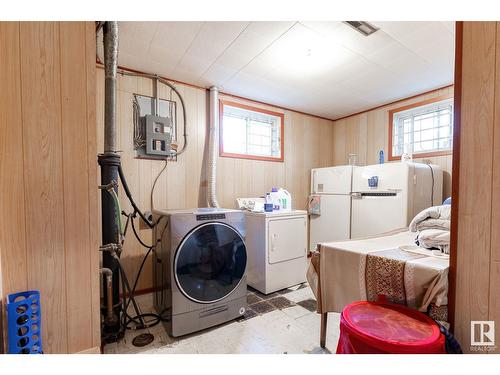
[152,208,247,337]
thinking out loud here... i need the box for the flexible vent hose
[207,86,220,208]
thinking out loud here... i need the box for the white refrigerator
[309,165,354,251]
[309,162,442,251]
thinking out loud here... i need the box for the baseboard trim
[76,346,101,354]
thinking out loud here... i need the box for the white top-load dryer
[245,210,308,294]
[309,162,442,250]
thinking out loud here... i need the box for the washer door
[174,222,247,304]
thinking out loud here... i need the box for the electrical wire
[118,236,160,329]
[118,164,153,229]
[108,187,124,235]
[132,95,146,150]
[150,159,168,222]
[130,212,154,249]
[117,69,188,157]
[117,211,162,330]
[427,163,435,206]
[122,247,160,330]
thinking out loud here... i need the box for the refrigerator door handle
[351,192,362,199]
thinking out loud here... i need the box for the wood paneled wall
[0,22,99,354]
[332,86,454,199]
[96,71,335,291]
[0,253,4,353]
[453,21,500,353]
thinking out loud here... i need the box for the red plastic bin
[336,301,446,354]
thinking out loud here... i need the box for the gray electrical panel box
[145,114,172,156]
[133,94,177,160]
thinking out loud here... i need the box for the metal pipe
[207,86,220,208]
[154,76,159,116]
[100,268,117,325]
[99,21,121,338]
[103,21,118,153]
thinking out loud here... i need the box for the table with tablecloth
[306,229,449,347]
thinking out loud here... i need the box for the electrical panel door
[145,114,172,156]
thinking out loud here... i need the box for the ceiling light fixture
[344,21,379,36]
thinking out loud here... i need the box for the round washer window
[174,222,246,304]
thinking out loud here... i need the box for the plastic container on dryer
[270,188,281,211]
[277,188,292,212]
[264,193,274,212]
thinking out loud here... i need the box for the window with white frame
[390,97,454,160]
[220,101,284,162]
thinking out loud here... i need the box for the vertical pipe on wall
[98,21,121,339]
[207,86,220,208]
[103,21,118,153]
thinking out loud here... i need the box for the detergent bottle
[278,188,292,212]
[270,188,281,211]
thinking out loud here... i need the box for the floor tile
[297,299,318,312]
[250,301,275,314]
[247,293,262,305]
[254,290,281,300]
[268,296,295,309]
[281,305,310,319]
[284,287,316,303]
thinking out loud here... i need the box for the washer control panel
[196,213,226,221]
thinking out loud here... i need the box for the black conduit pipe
[118,165,153,229]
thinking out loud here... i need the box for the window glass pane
[221,104,282,160]
[392,98,453,157]
[222,115,247,154]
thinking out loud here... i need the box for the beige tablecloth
[307,229,449,320]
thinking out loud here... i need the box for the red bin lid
[342,301,442,347]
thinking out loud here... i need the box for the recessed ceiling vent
[344,21,379,36]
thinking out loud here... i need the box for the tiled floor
[103,283,340,354]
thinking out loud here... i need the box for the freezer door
[352,162,411,192]
[309,194,351,251]
[350,192,408,239]
[311,165,353,194]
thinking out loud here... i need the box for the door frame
[448,20,463,332]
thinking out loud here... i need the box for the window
[388,95,454,161]
[219,100,284,162]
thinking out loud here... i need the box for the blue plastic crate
[7,290,42,354]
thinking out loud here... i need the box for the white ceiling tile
[119,21,159,45]
[117,21,455,119]
[115,22,159,59]
[182,22,249,61]
[199,64,239,88]
[149,21,204,56]
[149,22,203,73]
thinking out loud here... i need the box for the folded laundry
[416,228,450,254]
[409,205,451,232]
[410,205,451,254]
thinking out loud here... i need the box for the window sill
[219,152,284,163]
[388,150,453,161]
